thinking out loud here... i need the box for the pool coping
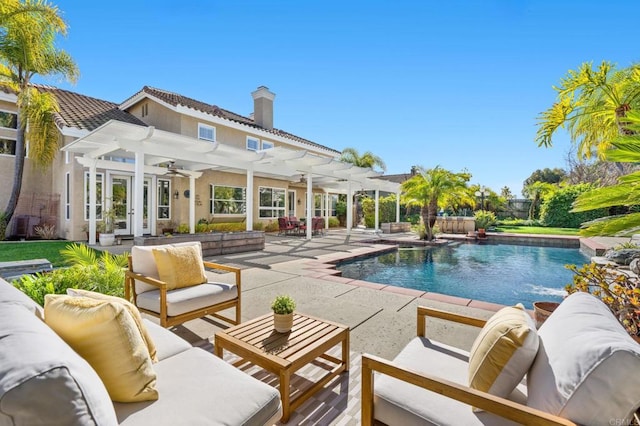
[302,233,598,314]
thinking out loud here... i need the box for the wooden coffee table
[214,312,350,423]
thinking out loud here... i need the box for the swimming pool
[336,242,591,308]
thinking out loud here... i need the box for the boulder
[605,249,640,265]
[631,258,640,275]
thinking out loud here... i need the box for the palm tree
[401,166,471,241]
[536,61,640,159]
[573,111,640,236]
[340,147,386,225]
[524,181,556,220]
[0,0,78,228]
[339,147,387,172]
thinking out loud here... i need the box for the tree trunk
[420,205,430,240]
[4,116,25,226]
[528,192,539,220]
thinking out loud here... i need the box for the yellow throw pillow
[44,294,158,403]
[468,304,539,399]
[152,244,207,290]
[66,288,158,363]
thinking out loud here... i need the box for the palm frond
[60,242,97,266]
[579,213,640,237]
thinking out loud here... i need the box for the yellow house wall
[129,100,182,133]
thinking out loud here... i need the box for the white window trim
[0,137,16,157]
[84,172,104,221]
[210,184,247,215]
[246,136,260,151]
[258,186,286,218]
[0,109,18,130]
[198,123,216,142]
[65,172,70,220]
[157,179,171,220]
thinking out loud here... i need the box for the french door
[110,175,151,235]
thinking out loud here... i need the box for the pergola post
[324,191,330,231]
[346,181,353,235]
[306,172,313,240]
[88,161,97,245]
[246,168,254,231]
[133,151,145,237]
[374,189,380,231]
[189,176,196,233]
[396,190,401,223]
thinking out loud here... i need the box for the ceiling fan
[164,161,190,177]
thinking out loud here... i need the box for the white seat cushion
[142,319,192,361]
[136,282,237,317]
[374,337,527,426]
[114,347,282,426]
[527,292,640,425]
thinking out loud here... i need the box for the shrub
[566,263,640,339]
[328,217,340,228]
[207,222,246,232]
[34,224,57,239]
[13,243,128,306]
[195,223,208,233]
[474,210,496,230]
[362,194,398,228]
[539,184,609,228]
[176,223,190,233]
[263,221,279,232]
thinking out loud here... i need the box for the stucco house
[0,85,399,242]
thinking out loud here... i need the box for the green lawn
[494,225,580,236]
[0,241,76,267]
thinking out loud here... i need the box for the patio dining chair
[278,217,295,235]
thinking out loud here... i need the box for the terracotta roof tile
[124,86,339,154]
[35,85,146,131]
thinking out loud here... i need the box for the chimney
[251,86,275,130]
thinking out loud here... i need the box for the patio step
[0,259,52,280]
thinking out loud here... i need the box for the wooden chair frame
[125,256,241,328]
[361,306,577,426]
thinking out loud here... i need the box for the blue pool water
[336,242,591,308]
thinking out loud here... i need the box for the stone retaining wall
[133,231,265,256]
[381,222,411,233]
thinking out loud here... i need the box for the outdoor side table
[214,312,350,423]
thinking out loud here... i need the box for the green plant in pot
[271,294,296,333]
[98,209,117,246]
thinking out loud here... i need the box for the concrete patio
[95,229,629,425]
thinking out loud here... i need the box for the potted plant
[271,295,296,333]
[474,210,496,238]
[98,209,117,247]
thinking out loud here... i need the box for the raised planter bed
[133,231,265,256]
[381,222,412,234]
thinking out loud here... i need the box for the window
[198,123,216,141]
[314,194,323,217]
[158,179,171,219]
[261,140,274,150]
[0,138,16,155]
[141,103,148,117]
[246,136,259,151]
[210,185,246,215]
[84,172,104,220]
[65,172,70,220]
[0,111,17,129]
[329,194,338,216]
[259,187,285,218]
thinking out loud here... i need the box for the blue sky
[43,1,639,197]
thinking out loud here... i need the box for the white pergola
[62,120,401,243]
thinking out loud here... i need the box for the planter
[99,233,116,247]
[273,313,293,333]
[533,301,560,328]
[477,228,487,238]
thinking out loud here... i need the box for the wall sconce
[297,198,301,205]
[173,190,180,199]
